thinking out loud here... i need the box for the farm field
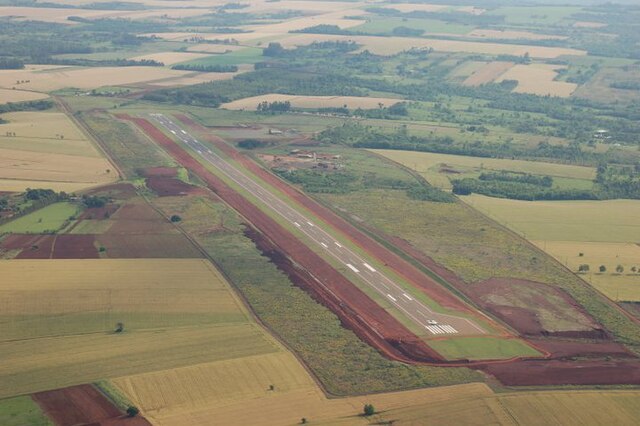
[0,396,52,426]
[466,29,567,41]
[0,65,235,93]
[427,336,541,360]
[372,149,595,190]
[0,89,49,104]
[221,94,401,110]
[352,17,474,35]
[495,64,578,97]
[0,202,78,234]
[0,110,116,192]
[278,34,586,58]
[534,241,640,301]
[130,52,211,66]
[463,195,640,243]
[461,61,515,86]
[0,258,282,398]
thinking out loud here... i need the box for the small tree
[631,266,637,273]
[170,214,182,223]
[126,406,139,417]
[599,265,607,273]
[616,265,624,274]
[115,322,124,333]
[578,264,589,273]
[363,404,375,416]
[301,418,307,424]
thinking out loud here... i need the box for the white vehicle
[427,320,438,325]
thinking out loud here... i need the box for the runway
[151,113,485,336]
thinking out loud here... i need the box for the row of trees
[578,264,639,274]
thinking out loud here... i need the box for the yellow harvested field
[0,6,208,24]
[463,61,515,86]
[186,44,245,54]
[0,258,282,398]
[143,31,280,44]
[0,88,49,104]
[462,195,640,243]
[243,11,367,34]
[150,69,246,87]
[130,52,212,66]
[496,64,578,97]
[456,6,486,15]
[0,258,244,316]
[279,34,586,58]
[468,29,567,40]
[243,1,366,14]
[373,149,595,190]
[574,21,607,28]
[0,65,210,93]
[384,3,449,13]
[221,94,401,110]
[0,111,91,146]
[0,111,116,192]
[499,391,640,426]
[533,241,640,301]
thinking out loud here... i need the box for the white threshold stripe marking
[363,263,376,272]
[334,241,342,248]
[294,222,301,227]
[307,221,314,226]
[387,294,397,302]
[320,242,328,248]
[402,293,413,301]
[346,263,360,273]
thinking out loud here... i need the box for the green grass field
[181,47,263,66]
[353,18,474,35]
[489,6,583,25]
[0,396,52,426]
[0,202,79,234]
[428,337,541,360]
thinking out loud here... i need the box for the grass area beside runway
[0,396,52,426]
[0,202,80,234]
[151,194,484,395]
[428,337,542,361]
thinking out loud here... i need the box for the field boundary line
[54,97,125,181]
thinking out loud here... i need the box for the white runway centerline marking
[294,222,301,227]
[320,242,328,248]
[363,263,376,272]
[346,263,360,273]
[334,241,343,248]
[387,294,397,302]
[402,293,413,301]
[307,221,314,226]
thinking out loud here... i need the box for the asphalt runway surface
[151,113,485,336]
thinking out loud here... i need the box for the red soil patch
[106,202,175,234]
[118,113,446,364]
[1,234,99,259]
[78,204,120,221]
[2,234,54,258]
[51,234,99,259]
[32,384,151,426]
[175,114,478,315]
[480,359,640,386]
[467,278,607,339]
[528,338,634,359]
[146,176,208,197]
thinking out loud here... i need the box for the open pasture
[186,44,245,54]
[428,336,541,360]
[373,149,595,190]
[0,202,78,234]
[0,258,279,398]
[279,34,586,58]
[463,195,640,244]
[0,89,48,104]
[496,64,578,97]
[489,6,583,25]
[221,94,401,110]
[535,241,640,301]
[0,396,51,426]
